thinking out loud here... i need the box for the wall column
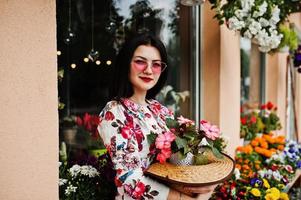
[0,1,58,199]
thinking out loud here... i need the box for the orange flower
[260,141,269,149]
[251,140,259,147]
[235,164,242,170]
[243,164,250,170]
[277,145,284,151]
[255,164,261,170]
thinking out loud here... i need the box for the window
[57,0,201,145]
[240,38,266,107]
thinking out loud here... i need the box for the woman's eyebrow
[133,56,161,61]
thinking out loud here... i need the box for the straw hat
[145,153,235,186]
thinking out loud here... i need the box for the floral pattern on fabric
[98,98,174,200]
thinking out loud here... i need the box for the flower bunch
[76,113,101,139]
[240,101,281,140]
[209,0,300,52]
[259,102,282,133]
[250,133,286,158]
[148,116,226,165]
[59,144,116,200]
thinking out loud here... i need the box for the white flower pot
[169,152,194,166]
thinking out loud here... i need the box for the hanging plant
[209,0,301,53]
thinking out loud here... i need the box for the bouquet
[147,116,227,166]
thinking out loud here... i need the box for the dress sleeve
[98,102,170,200]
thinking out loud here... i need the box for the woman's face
[129,45,164,94]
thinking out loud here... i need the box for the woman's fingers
[183,184,218,194]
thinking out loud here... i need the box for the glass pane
[57,0,194,118]
[240,38,265,107]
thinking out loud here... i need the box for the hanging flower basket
[208,0,301,53]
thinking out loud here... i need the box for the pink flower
[177,115,195,126]
[155,131,176,149]
[132,181,146,199]
[200,120,221,140]
[156,148,172,163]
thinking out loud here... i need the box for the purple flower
[250,178,262,187]
[297,161,301,169]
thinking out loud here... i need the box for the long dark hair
[109,33,168,100]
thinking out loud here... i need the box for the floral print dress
[98,98,174,200]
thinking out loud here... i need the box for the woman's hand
[170,183,218,198]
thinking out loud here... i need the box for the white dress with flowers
[97,98,174,200]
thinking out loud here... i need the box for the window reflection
[240,37,265,107]
[57,0,194,118]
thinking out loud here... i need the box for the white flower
[59,178,67,186]
[259,18,269,27]
[199,137,210,146]
[269,6,280,25]
[248,20,262,35]
[228,17,245,31]
[235,10,248,20]
[80,165,90,176]
[240,0,255,12]
[69,164,81,177]
[253,1,267,18]
[272,170,283,181]
[243,30,253,39]
[234,168,241,180]
[65,185,77,196]
[59,162,62,168]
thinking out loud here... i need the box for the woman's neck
[129,92,148,105]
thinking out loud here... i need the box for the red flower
[241,117,247,125]
[267,101,274,110]
[76,116,83,126]
[132,181,146,199]
[121,126,133,139]
[250,116,257,124]
[261,104,267,110]
[105,111,115,121]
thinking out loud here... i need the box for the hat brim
[144,153,235,186]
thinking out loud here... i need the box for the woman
[98,33,214,200]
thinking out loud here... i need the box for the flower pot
[169,152,194,166]
[63,128,77,145]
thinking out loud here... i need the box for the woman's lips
[139,77,153,82]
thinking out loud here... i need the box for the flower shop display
[59,145,116,200]
[59,112,117,200]
[208,0,301,52]
[240,101,282,140]
[145,116,235,186]
[210,132,301,200]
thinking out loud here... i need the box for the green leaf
[175,137,187,149]
[147,132,157,145]
[194,153,210,165]
[212,147,223,159]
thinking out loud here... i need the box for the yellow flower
[250,188,261,197]
[279,193,289,200]
[265,193,276,200]
[266,187,280,200]
[263,178,270,189]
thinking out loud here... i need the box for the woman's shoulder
[99,100,123,116]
